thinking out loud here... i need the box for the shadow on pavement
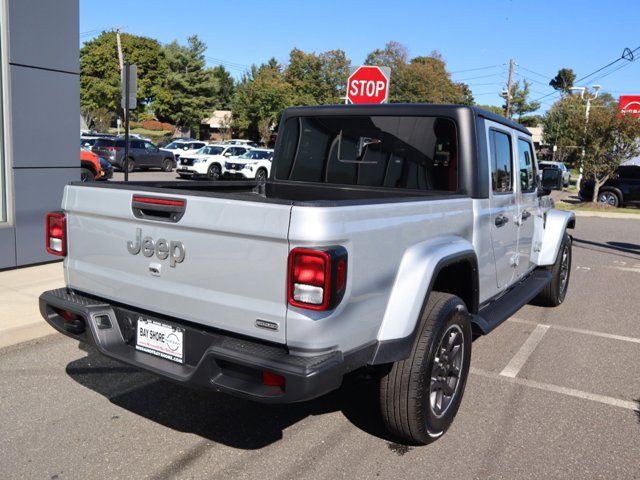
[573,237,640,259]
[66,344,394,449]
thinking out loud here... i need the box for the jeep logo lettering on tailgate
[127,228,185,267]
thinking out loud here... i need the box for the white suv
[177,144,251,179]
[224,148,273,181]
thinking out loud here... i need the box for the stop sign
[347,66,390,104]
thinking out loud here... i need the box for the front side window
[517,138,536,192]
[274,115,459,192]
[490,129,513,193]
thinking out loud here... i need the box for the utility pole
[115,29,124,75]
[116,29,124,138]
[505,59,515,119]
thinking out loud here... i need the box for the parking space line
[508,318,640,345]
[471,367,639,412]
[499,324,549,378]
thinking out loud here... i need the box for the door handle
[521,210,531,221]
[495,215,509,227]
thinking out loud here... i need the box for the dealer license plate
[135,317,184,364]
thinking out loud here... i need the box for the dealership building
[0,0,79,269]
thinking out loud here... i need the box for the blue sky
[80,0,640,112]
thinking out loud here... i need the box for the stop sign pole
[346,65,391,104]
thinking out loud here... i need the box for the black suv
[91,138,175,172]
[579,164,640,207]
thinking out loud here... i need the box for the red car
[80,148,109,181]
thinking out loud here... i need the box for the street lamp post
[569,85,601,191]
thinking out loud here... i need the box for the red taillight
[287,247,347,311]
[45,212,66,256]
[262,371,286,388]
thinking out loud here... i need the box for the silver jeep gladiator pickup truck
[40,104,574,444]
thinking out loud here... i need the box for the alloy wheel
[429,324,465,418]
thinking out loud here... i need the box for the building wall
[0,0,79,269]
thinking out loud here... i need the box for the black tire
[161,158,173,172]
[255,168,268,181]
[597,190,620,207]
[379,292,472,445]
[125,158,135,173]
[207,163,221,180]
[80,167,95,182]
[533,232,572,307]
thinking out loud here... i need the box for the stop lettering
[347,66,389,104]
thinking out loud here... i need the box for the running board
[473,269,552,334]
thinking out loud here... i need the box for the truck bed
[76,180,463,206]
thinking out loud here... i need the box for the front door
[487,124,519,289]
[515,137,538,278]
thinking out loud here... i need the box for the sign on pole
[346,66,390,104]
[618,95,640,118]
[121,64,137,110]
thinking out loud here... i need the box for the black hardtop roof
[282,103,531,136]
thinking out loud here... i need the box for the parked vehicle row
[81,134,270,179]
[176,145,273,180]
[91,138,176,172]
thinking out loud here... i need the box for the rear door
[486,123,519,289]
[515,136,538,279]
[63,186,292,344]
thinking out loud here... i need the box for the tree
[543,94,640,201]
[231,60,295,140]
[80,31,167,122]
[549,68,576,94]
[581,107,640,201]
[365,45,472,104]
[153,36,219,136]
[211,65,234,110]
[285,48,350,105]
[503,80,540,120]
[364,41,408,73]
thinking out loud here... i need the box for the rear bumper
[39,288,371,403]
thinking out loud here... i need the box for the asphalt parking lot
[1,216,639,479]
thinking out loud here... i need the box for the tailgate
[62,185,291,344]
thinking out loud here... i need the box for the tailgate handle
[131,195,186,223]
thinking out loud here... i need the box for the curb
[0,321,57,349]
[568,210,640,220]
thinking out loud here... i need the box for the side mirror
[541,168,563,192]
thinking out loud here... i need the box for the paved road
[1,217,639,479]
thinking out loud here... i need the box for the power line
[518,65,552,81]
[450,64,501,75]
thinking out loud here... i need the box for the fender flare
[534,209,575,266]
[371,236,478,365]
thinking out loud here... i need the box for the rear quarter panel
[286,197,475,353]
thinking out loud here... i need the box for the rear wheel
[255,168,268,181]
[533,232,572,307]
[80,168,94,182]
[207,163,221,180]
[161,158,173,172]
[598,191,620,207]
[379,292,472,445]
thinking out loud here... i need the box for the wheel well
[599,187,622,203]
[80,161,96,175]
[431,259,478,314]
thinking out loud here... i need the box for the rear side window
[274,115,458,192]
[619,166,640,179]
[489,129,512,193]
[517,138,536,192]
